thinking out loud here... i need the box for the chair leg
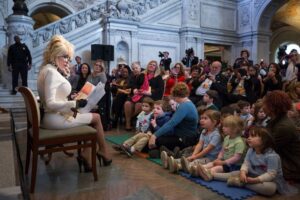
[92,140,98,181]
[30,150,38,193]
[25,141,31,175]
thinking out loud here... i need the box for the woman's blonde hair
[42,35,74,67]
[222,115,244,135]
[94,59,106,72]
[144,60,161,77]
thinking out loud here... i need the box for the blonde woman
[87,59,107,85]
[124,60,164,130]
[37,35,111,172]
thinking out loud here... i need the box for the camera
[158,51,164,58]
[185,48,194,57]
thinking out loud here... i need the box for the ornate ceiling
[271,0,300,31]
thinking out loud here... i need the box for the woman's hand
[148,134,157,149]
[70,92,78,100]
[133,89,139,95]
[142,90,151,96]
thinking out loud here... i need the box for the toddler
[113,97,154,156]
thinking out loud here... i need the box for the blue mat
[106,134,256,199]
[179,172,256,200]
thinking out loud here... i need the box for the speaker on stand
[91,44,114,130]
[91,44,114,72]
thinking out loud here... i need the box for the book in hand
[76,81,106,113]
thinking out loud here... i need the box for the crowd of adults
[68,47,300,182]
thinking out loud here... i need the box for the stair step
[0,186,21,198]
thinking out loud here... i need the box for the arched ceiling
[30,5,70,29]
[271,0,300,31]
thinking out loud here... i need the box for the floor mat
[106,134,256,200]
[105,134,132,145]
[179,172,256,200]
[147,158,162,165]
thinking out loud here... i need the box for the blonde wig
[41,35,74,67]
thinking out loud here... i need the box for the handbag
[132,73,149,102]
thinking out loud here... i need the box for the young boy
[113,97,153,156]
[237,100,253,127]
[202,90,219,111]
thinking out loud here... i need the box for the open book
[75,81,106,113]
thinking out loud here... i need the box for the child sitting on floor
[213,127,298,196]
[194,115,246,180]
[251,100,269,127]
[114,99,171,157]
[161,109,222,174]
[113,97,154,156]
[237,100,253,128]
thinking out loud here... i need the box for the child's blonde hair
[222,115,244,135]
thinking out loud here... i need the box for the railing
[31,0,171,48]
[31,2,107,48]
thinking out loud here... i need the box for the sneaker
[190,165,199,177]
[120,145,133,157]
[168,156,179,173]
[197,164,212,181]
[180,157,191,173]
[160,146,175,157]
[160,151,169,169]
[227,176,245,187]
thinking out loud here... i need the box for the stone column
[6,15,35,89]
[180,0,201,59]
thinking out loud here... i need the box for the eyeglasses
[59,55,71,62]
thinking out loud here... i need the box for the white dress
[37,64,92,129]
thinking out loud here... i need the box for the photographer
[159,51,172,71]
[181,48,199,68]
[283,49,300,90]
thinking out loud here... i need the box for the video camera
[158,51,164,58]
[185,48,194,57]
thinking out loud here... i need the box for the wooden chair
[17,86,98,193]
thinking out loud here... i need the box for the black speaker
[91,44,114,61]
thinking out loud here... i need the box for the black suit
[7,42,32,92]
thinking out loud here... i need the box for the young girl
[161,110,222,174]
[195,115,246,180]
[214,127,298,196]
